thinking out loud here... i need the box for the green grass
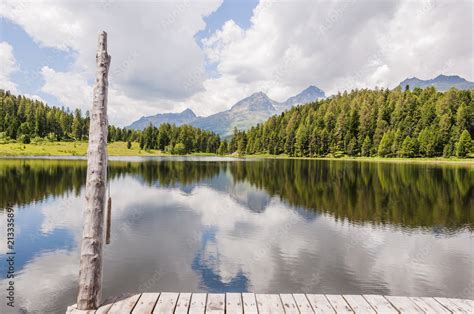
[0,141,161,156]
[188,152,219,156]
[242,153,473,165]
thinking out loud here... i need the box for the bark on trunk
[76,31,111,310]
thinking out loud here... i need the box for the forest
[227,87,473,158]
[1,87,473,158]
[0,90,220,154]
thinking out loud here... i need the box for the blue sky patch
[0,18,75,106]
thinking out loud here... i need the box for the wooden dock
[67,293,473,313]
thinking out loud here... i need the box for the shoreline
[0,153,472,166]
[0,141,472,165]
[243,154,474,165]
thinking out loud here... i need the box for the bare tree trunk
[77,31,111,310]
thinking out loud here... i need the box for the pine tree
[347,137,358,156]
[237,133,247,156]
[139,135,145,150]
[361,136,371,157]
[72,109,83,140]
[217,141,227,155]
[456,130,472,157]
[400,136,416,157]
[418,128,436,157]
[378,131,394,157]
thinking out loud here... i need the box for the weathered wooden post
[76,31,111,310]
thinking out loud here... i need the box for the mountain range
[128,85,325,136]
[399,74,474,91]
[127,108,197,131]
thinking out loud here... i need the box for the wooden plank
[206,293,225,313]
[189,293,207,314]
[153,292,179,314]
[422,297,456,313]
[306,294,335,313]
[362,295,398,314]
[435,297,469,313]
[325,295,354,313]
[255,294,285,313]
[385,296,424,313]
[108,294,141,314]
[95,296,120,314]
[242,293,258,314]
[96,303,114,314]
[280,294,299,313]
[343,295,375,313]
[450,298,473,313]
[132,293,160,313]
[459,298,474,311]
[459,298,474,308]
[225,293,243,314]
[410,297,451,313]
[174,293,192,314]
[292,294,315,313]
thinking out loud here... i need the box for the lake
[0,157,472,313]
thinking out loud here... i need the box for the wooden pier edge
[67,292,473,313]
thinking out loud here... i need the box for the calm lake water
[0,157,472,313]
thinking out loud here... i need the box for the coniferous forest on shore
[0,87,472,158]
[229,87,473,158]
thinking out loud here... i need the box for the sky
[0,0,473,127]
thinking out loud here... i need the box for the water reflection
[192,226,250,292]
[1,158,472,229]
[229,160,473,229]
[0,158,472,313]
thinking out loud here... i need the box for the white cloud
[0,41,18,93]
[41,66,92,110]
[201,0,473,98]
[39,66,178,125]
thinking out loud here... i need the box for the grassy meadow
[0,141,160,156]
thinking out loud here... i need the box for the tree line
[1,90,91,142]
[138,124,220,154]
[0,90,220,154]
[225,87,473,158]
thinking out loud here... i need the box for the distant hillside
[128,108,196,130]
[399,74,474,91]
[127,86,325,136]
[191,92,279,137]
[275,86,325,112]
